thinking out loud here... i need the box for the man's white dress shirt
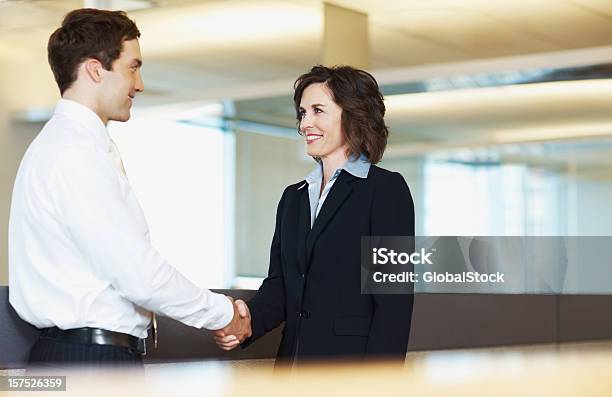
[8,99,233,338]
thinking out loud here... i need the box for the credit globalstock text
[370,248,505,284]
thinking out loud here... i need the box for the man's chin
[110,112,131,123]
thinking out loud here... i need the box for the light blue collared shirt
[298,154,370,228]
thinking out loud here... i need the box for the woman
[216,65,415,364]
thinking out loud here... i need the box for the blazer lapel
[305,171,355,268]
[296,185,310,274]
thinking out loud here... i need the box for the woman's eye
[314,108,322,113]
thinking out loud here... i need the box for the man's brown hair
[48,8,140,94]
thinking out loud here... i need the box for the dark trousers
[28,336,143,368]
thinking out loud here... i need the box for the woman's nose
[300,113,313,132]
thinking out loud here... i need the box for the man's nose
[135,72,144,92]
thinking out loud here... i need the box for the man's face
[98,39,144,123]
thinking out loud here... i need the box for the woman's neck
[321,150,349,187]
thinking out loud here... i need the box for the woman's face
[298,82,347,162]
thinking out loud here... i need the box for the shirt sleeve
[366,171,415,357]
[50,144,233,330]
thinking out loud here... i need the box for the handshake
[214,297,252,351]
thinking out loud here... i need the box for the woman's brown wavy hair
[293,65,389,164]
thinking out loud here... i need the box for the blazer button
[300,273,305,279]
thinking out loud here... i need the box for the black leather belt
[40,327,147,355]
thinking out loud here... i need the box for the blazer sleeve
[242,187,289,347]
[365,171,415,358]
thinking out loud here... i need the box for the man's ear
[82,58,104,84]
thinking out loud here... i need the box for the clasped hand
[215,297,251,351]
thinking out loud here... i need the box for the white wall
[0,118,41,286]
[234,131,312,278]
[0,110,8,286]
[0,35,59,285]
[575,170,612,236]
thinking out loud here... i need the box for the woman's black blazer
[242,165,415,362]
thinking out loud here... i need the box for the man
[8,8,250,367]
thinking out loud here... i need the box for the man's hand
[214,298,251,351]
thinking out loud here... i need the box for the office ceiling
[2,0,612,98]
[2,0,612,157]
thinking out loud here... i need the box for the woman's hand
[214,299,251,351]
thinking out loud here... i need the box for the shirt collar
[299,154,371,190]
[53,99,110,150]
[343,153,371,179]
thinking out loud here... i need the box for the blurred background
[2,0,612,290]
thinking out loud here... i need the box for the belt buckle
[137,338,147,356]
